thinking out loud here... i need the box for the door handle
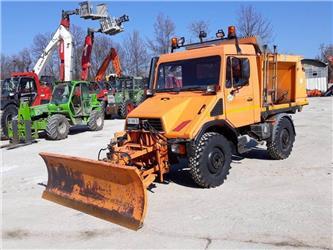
[247,97,253,102]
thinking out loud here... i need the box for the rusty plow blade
[39,152,147,230]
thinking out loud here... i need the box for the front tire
[267,117,295,160]
[189,132,232,188]
[46,114,70,140]
[88,110,104,131]
[1,104,18,137]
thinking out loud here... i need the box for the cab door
[80,83,91,115]
[224,56,255,127]
[19,77,37,105]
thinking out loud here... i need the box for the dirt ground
[1,97,332,249]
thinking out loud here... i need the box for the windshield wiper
[156,87,181,93]
[181,86,205,91]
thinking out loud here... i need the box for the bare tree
[317,43,333,82]
[18,48,32,71]
[71,25,86,80]
[12,50,30,72]
[123,30,149,76]
[147,13,176,55]
[188,20,210,42]
[90,35,125,80]
[236,5,273,43]
[0,48,32,79]
[31,32,59,76]
[1,54,12,79]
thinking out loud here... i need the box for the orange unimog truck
[39,26,308,230]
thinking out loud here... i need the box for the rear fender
[266,113,296,141]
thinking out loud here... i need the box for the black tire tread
[1,104,18,136]
[119,100,134,119]
[45,114,69,140]
[189,132,232,188]
[267,117,295,160]
[88,110,104,131]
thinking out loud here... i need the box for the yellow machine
[40,26,308,230]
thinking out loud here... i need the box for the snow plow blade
[39,152,147,230]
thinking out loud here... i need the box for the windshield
[156,56,221,91]
[1,78,19,95]
[51,83,72,104]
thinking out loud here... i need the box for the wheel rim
[280,128,290,150]
[96,116,103,127]
[208,147,225,175]
[5,112,15,124]
[58,121,67,134]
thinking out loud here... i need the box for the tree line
[1,5,331,81]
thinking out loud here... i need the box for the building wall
[303,63,328,92]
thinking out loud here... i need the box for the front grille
[142,118,164,132]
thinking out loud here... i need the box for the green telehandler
[4,81,104,149]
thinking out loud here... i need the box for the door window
[81,83,91,114]
[226,57,250,88]
[19,78,36,93]
[81,83,90,100]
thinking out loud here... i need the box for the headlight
[171,144,186,155]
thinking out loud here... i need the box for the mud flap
[39,152,147,230]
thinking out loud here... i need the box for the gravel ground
[1,97,332,249]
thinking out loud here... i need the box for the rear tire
[189,132,232,188]
[1,104,18,137]
[88,110,104,131]
[119,100,135,119]
[46,114,70,140]
[267,117,295,160]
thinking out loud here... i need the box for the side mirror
[206,85,217,94]
[145,89,154,97]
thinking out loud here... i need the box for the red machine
[10,72,52,105]
[81,29,95,81]
[95,48,122,81]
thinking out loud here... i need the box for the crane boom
[33,10,75,81]
[95,48,122,81]
[80,29,95,80]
